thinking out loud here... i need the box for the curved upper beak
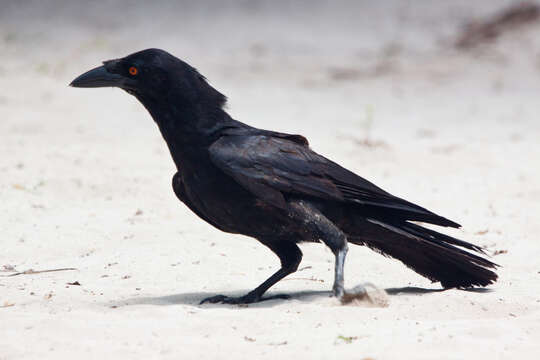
[70,65,129,88]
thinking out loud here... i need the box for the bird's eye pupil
[129,66,138,75]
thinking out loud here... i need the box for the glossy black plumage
[71,49,498,304]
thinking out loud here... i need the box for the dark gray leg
[200,240,302,304]
[288,200,349,298]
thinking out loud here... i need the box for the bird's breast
[179,164,290,237]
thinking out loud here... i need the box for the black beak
[70,65,132,88]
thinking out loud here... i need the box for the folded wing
[209,133,460,228]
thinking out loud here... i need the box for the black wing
[209,134,460,227]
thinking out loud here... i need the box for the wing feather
[209,134,460,227]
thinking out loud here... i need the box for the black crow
[71,49,497,304]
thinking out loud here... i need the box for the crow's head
[70,48,226,107]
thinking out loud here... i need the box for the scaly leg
[288,200,349,298]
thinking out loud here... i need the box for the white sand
[1,1,539,359]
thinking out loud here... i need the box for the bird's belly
[181,172,290,237]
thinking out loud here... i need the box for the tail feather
[348,219,498,288]
[401,221,486,254]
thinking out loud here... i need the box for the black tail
[348,219,498,288]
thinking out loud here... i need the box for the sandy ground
[1,1,540,359]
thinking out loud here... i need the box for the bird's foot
[200,292,290,305]
[199,294,253,305]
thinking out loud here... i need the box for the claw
[199,295,229,304]
[199,294,258,305]
[200,293,291,305]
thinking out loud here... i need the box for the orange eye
[129,66,138,76]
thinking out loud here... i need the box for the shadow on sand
[110,284,490,308]
[112,289,333,309]
[385,286,492,295]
